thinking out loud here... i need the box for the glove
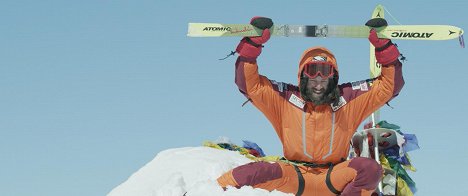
[235,17,273,59]
[366,18,400,65]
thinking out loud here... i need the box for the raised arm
[234,17,286,131]
[341,18,405,128]
[235,17,272,95]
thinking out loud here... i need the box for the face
[305,75,330,101]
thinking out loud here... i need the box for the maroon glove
[366,18,400,65]
[235,17,273,59]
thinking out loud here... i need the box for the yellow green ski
[368,5,384,127]
[188,23,463,41]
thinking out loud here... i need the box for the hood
[297,47,339,84]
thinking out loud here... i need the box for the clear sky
[1,0,467,195]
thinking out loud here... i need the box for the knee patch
[232,162,283,187]
[349,157,383,189]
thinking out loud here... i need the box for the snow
[107,147,293,196]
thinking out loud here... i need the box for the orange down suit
[217,47,404,196]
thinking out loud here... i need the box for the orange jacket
[235,47,404,165]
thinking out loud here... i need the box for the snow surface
[107,147,293,196]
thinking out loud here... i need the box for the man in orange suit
[217,17,404,196]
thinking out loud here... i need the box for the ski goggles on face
[303,62,335,79]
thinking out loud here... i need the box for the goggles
[303,62,335,79]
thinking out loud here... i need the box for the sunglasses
[303,62,335,79]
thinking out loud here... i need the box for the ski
[368,5,383,128]
[369,4,384,80]
[188,23,464,41]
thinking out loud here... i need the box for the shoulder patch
[351,80,369,91]
[270,80,288,93]
[331,96,347,111]
[360,81,369,91]
[289,94,305,109]
[351,81,361,90]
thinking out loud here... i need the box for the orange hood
[297,47,339,84]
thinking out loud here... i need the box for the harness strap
[293,165,305,196]
[280,158,331,168]
[300,161,331,168]
[326,164,341,195]
[283,158,345,195]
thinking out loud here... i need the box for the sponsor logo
[331,96,347,111]
[351,81,369,91]
[230,27,254,34]
[203,27,232,32]
[375,9,382,18]
[360,82,369,91]
[449,30,456,35]
[351,81,361,90]
[391,32,434,38]
[313,56,327,62]
[289,94,305,109]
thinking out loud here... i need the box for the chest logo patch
[331,96,347,111]
[289,94,305,109]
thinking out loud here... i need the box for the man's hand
[366,18,400,65]
[235,17,273,59]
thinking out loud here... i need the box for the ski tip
[371,4,385,19]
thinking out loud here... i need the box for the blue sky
[1,0,467,195]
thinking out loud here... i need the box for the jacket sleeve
[235,56,285,135]
[341,60,404,129]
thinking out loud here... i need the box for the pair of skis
[187,15,464,43]
[188,23,464,41]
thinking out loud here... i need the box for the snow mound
[108,146,292,196]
